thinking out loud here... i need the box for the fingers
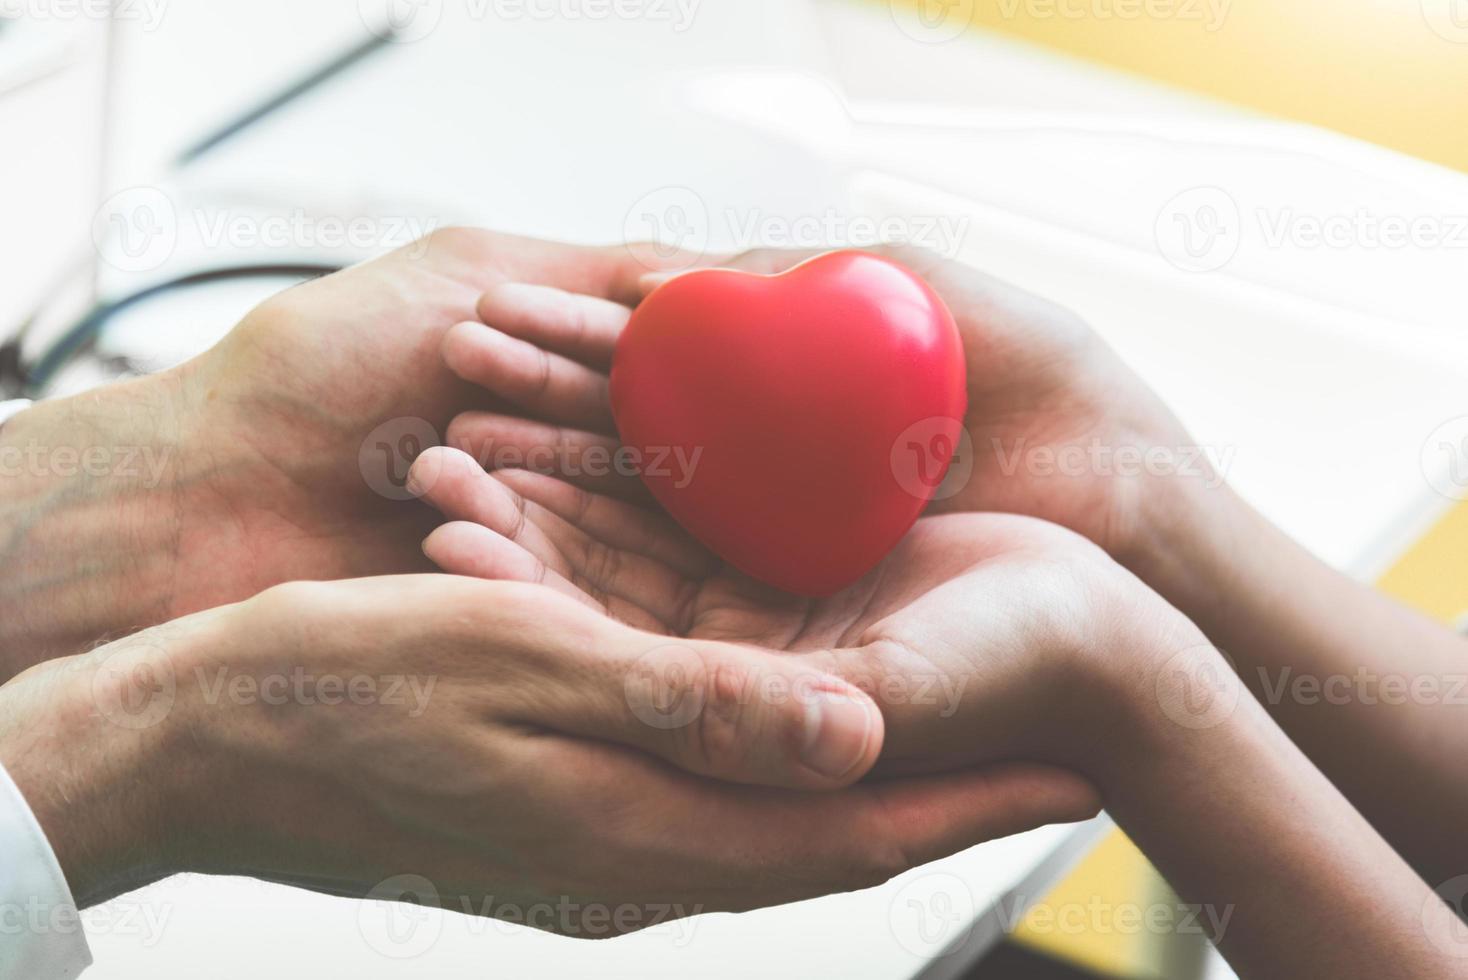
[422,520,669,631]
[548,738,1099,909]
[476,282,630,371]
[420,521,596,610]
[442,321,615,434]
[402,227,683,308]
[411,447,569,569]
[486,471,711,630]
[555,633,887,792]
[445,412,653,504]
[412,449,697,629]
[860,763,1102,866]
[493,468,715,580]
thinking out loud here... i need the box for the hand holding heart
[441,244,1200,577]
[417,249,1200,788]
[609,251,966,596]
[413,451,1174,789]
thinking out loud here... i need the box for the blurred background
[4,1,1468,977]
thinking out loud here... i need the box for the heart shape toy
[610,250,967,596]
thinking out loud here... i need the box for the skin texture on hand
[0,230,682,678]
[0,576,1099,923]
[413,451,1117,768]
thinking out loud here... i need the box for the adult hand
[0,229,670,676]
[0,576,1098,924]
[435,246,1202,572]
[411,462,1468,980]
[411,453,1156,777]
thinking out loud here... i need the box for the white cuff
[0,400,32,427]
[0,763,92,979]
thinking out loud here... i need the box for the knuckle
[501,485,531,543]
[683,653,758,774]
[528,345,554,398]
[584,539,621,586]
[570,483,595,524]
[559,293,592,345]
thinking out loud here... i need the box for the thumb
[560,635,885,791]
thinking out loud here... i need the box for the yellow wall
[1378,501,1468,623]
[894,0,1468,172]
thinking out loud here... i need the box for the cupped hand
[437,246,1202,570]
[411,447,1160,781]
[0,575,1099,925]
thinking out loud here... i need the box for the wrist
[1122,468,1259,633]
[1049,568,1240,783]
[0,365,210,674]
[0,623,215,907]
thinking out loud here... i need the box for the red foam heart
[610,250,967,597]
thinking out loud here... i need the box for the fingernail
[801,688,876,780]
[404,465,425,498]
